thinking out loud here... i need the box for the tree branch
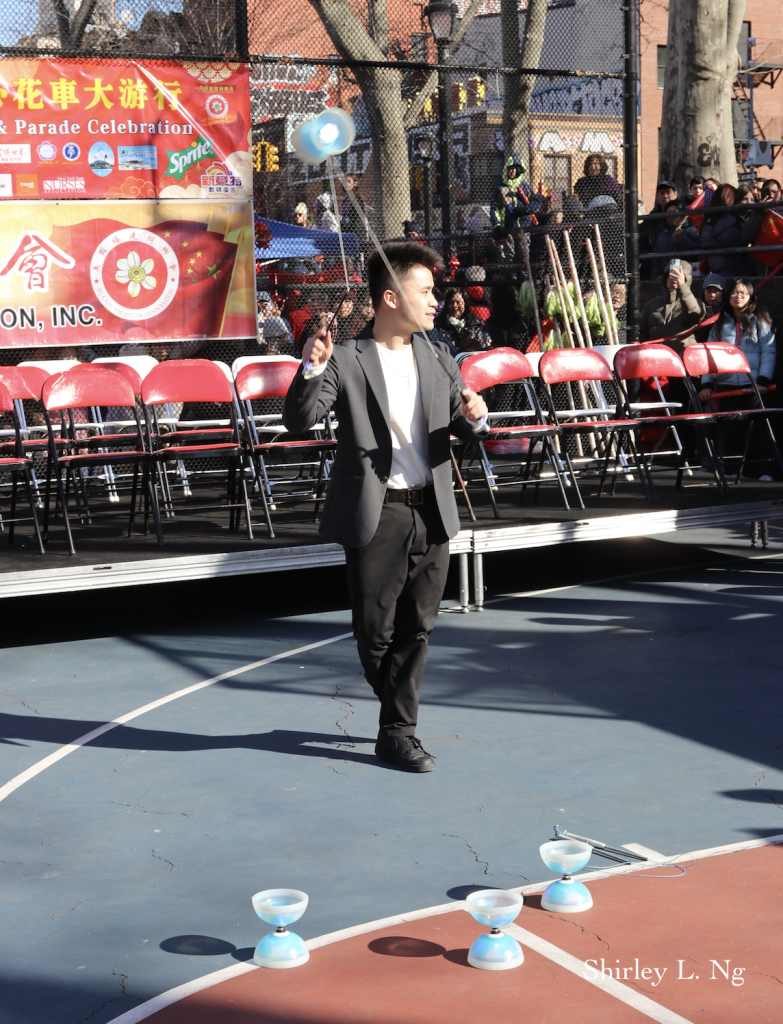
[402,0,484,130]
[68,0,100,49]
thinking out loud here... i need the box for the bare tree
[658,0,746,191]
[51,0,101,49]
[306,0,411,238]
[501,0,548,166]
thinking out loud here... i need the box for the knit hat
[562,195,585,219]
[316,193,331,210]
[588,195,617,211]
[263,316,290,339]
[703,273,726,293]
[465,265,486,283]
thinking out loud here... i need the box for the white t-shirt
[374,342,431,489]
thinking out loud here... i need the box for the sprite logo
[165,135,215,180]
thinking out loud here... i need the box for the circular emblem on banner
[90,228,179,321]
[205,93,230,119]
[63,142,80,162]
[37,141,57,161]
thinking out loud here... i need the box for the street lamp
[415,131,437,238]
[424,1,457,245]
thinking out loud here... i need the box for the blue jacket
[706,312,776,387]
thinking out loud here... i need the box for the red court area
[142,843,782,1024]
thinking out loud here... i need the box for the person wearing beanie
[693,273,725,342]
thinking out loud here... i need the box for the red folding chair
[459,347,569,513]
[539,347,655,505]
[141,359,252,536]
[613,344,728,493]
[0,365,62,453]
[41,365,160,553]
[681,342,783,485]
[235,360,337,537]
[0,380,45,554]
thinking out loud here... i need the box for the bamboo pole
[519,228,544,352]
[593,223,619,345]
[551,244,586,349]
[563,229,593,347]
[545,237,585,457]
[586,238,614,346]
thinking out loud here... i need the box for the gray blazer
[283,326,488,548]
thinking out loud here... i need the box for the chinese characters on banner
[0,60,252,200]
[0,200,256,346]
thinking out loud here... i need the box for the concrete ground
[1,525,782,1024]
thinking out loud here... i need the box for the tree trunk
[368,0,389,57]
[659,0,746,192]
[307,0,410,238]
[501,0,548,170]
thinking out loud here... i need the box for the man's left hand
[461,388,488,424]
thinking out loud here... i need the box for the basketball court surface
[2,526,782,1024]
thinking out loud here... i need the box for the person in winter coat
[573,153,622,208]
[491,155,544,233]
[434,287,491,353]
[650,201,700,280]
[639,259,705,351]
[699,279,778,479]
[699,184,753,276]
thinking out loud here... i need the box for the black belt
[384,485,434,507]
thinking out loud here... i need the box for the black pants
[344,498,450,737]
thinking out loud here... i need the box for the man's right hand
[302,327,333,369]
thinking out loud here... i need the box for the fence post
[235,0,250,61]
[623,0,641,342]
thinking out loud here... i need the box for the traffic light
[252,141,280,172]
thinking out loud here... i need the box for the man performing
[283,242,489,773]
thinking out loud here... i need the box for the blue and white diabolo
[539,840,594,913]
[251,888,310,968]
[291,108,356,165]
[464,889,525,970]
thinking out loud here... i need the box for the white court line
[110,831,783,1024]
[0,632,353,806]
[506,923,694,1024]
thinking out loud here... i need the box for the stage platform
[1,470,782,599]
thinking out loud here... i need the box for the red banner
[0,200,256,347]
[0,60,251,200]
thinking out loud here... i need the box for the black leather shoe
[375,735,435,773]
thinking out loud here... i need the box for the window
[410,33,427,63]
[543,155,572,192]
[657,46,667,90]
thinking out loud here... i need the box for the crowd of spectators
[641,174,783,282]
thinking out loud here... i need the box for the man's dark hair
[664,200,681,212]
[367,241,444,309]
[689,175,705,188]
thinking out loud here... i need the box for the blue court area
[2,527,783,1024]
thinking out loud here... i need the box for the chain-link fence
[0,0,633,509]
